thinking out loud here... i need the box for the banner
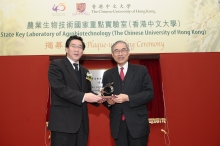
[0,0,220,55]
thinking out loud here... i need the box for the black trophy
[101,82,114,99]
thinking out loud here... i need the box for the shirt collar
[67,57,79,68]
[117,62,128,74]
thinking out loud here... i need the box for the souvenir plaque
[100,82,115,99]
[89,70,115,99]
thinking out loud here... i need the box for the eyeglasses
[70,45,83,49]
[113,48,128,54]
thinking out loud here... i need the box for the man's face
[112,42,130,66]
[65,39,83,62]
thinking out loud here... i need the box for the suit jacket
[48,57,95,134]
[102,63,154,139]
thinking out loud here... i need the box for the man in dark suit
[102,40,154,146]
[48,35,102,146]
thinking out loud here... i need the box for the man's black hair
[65,35,86,50]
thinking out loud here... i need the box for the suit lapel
[123,64,135,93]
[79,64,86,91]
[64,58,81,89]
[111,67,121,94]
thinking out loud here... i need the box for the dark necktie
[120,67,125,121]
[73,63,82,88]
[73,63,79,71]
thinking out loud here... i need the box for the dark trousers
[51,123,88,146]
[115,120,149,146]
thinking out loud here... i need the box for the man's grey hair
[111,40,130,52]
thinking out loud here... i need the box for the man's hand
[84,93,102,103]
[106,98,115,105]
[113,94,129,103]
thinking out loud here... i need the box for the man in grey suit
[102,40,154,146]
[48,35,102,146]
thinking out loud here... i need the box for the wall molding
[50,54,160,61]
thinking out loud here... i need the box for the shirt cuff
[82,94,85,103]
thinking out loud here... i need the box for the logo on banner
[76,3,86,13]
[52,3,66,16]
[73,3,89,16]
[52,3,66,12]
